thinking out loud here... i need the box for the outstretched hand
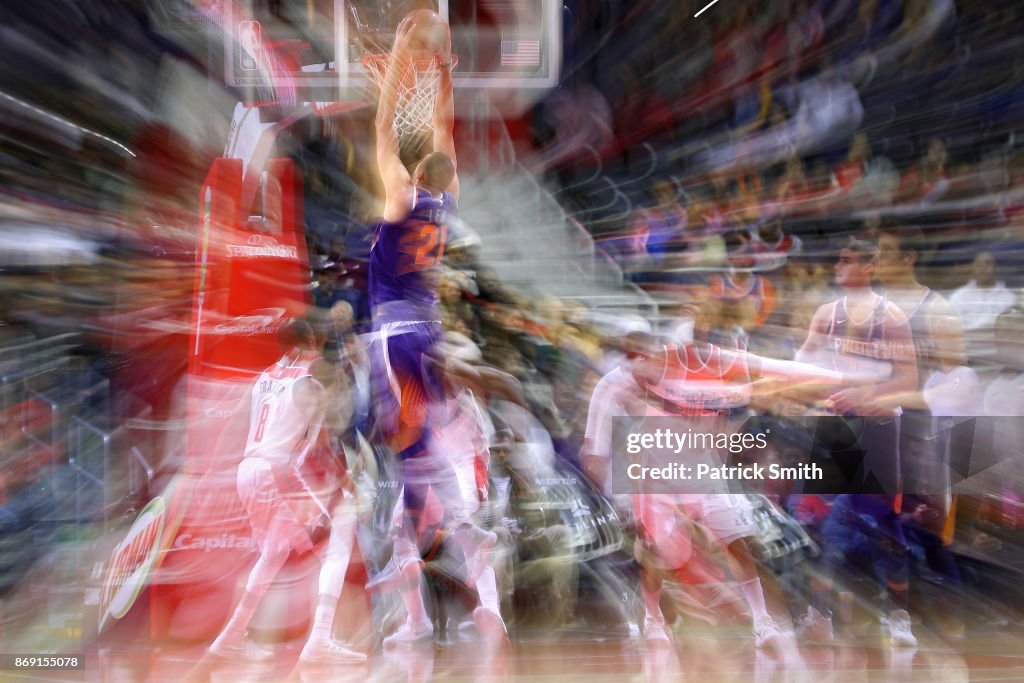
[392,11,451,65]
[825,387,892,416]
[393,14,417,53]
[441,355,526,407]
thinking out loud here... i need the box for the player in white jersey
[795,237,919,647]
[209,319,367,663]
[584,313,863,650]
[425,380,508,640]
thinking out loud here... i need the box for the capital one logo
[173,532,255,552]
[212,306,286,335]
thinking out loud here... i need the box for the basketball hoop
[361,53,458,138]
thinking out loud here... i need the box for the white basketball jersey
[648,343,753,418]
[646,343,753,501]
[244,352,324,466]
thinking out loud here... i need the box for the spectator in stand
[321,301,370,441]
[949,251,1017,359]
[775,156,812,204]
[439,268,476,340]
[748,219,803,270]
[829,133,900,209]
[991,207,1024,288]
[896,138,950,204]
[831,133,870,192]
[631,179,688,267]
[710,231,778,332]
[326,238,369,327]
[731,167,765,224]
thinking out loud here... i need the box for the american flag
[500,40,540,66]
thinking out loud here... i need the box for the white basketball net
[362,55,457,138]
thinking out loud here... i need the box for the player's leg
[634,497,692,643]
[376,466,434,645]
[698,495,789,649]
[301,494,367,663]
[472,563,507,640]
[465,521,505,641]
[433,400,506,639]
[639,563,672,643]
[367,327,440,644]
[210,459,301,658]
[857,419,917,646]
[903,413,965,637]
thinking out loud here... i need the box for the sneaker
[795,606,834,643]
[366,554,423,592]
[753,615,784,649]
[383,619,433,647]
[461,527,498,585]
[300,638,368,664]
[643,617,673,644]
[883,609,918,648]
[473,606,509,641]
[208,636,276,661]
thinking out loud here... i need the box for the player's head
[329,300,354,332]
[876,224,925,283]
[678,299,719,340]
[724,230,753,269]
[651,179,677,206]
[412,151,456,191]
[278,317,317,352]
[625,332,667,387]
[834,237,878,289]
[971,250,998,286]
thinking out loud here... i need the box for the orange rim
[360,53,459,89]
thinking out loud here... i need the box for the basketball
[400,9,450,58]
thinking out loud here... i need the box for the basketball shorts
[682,494,758,547]
[237,457,324,556]
[370,318,444,457]
[634,495,694,569]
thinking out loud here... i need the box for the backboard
[221,0,561,105]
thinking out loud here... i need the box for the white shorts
[635,494,694,569]
[682,494,757,547]
[237,457,323,556]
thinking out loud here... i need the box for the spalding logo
[98,496,166,630]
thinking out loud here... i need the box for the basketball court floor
[9,619,1022,682]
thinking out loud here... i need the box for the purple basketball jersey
[369,187,456,320]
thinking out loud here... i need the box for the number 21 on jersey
[398,222,446,274]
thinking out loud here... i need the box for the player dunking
[795,237,919,646]
[209,318,366,663]
[366,11,510,645]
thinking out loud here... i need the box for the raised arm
[432,47,459,201]
[376,20,416,220]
